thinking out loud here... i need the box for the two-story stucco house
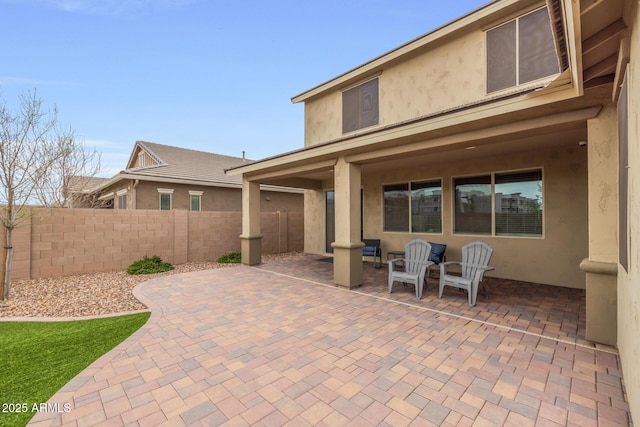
[227,0,639,418]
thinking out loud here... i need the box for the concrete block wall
[0,207,303,281]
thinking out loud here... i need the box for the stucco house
[227,0,639,419]
[83,141,303,212]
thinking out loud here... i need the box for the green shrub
[217,251,241,263]
[127,255,174,275]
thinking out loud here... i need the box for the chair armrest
[439,260,461,275]
[441,261,460,267]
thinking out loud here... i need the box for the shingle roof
[124,141,254,186]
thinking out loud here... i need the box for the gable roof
[90,141,300,194]
[123,141,253,185]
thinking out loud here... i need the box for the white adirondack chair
[438,240,494,306]
[388,239,433,299]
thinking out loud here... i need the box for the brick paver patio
[29,255,631,426]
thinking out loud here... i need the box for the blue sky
[1,0,489,176]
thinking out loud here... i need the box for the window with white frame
[189,190,203,211]
[383,179,442,233]
[486,7,560,93]
[116,190,127,209]
[157,188,174,210]
[342,78,379,133]
[454,169,543,236]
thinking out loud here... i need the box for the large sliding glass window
[411,181,442,233]
[383,184,409,232]
[384,180,442,233]
[454,169,543,237]
[495,170,542,236]
[454,176,492,234]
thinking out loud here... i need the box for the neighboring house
[83,141,303,212]
[227,0,639,419]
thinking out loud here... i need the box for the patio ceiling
[580,0,628,89]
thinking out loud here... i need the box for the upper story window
[486,7,560,93]
[342,78,379,133]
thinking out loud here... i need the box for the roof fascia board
[95,173,301,194]
[563,0,584,95]
[291,0,524,104]
[346,106,601,163]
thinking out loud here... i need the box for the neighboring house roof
[123,141,254,185]
[91,141,300,194]
[66,176,111,193]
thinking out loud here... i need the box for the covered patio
[257,254,595,350]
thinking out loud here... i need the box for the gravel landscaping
[0,253,301,319]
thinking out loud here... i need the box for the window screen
[342,78,379,133]
[519,7,560,84]
[487,21,517,93]
[486,7,560,93]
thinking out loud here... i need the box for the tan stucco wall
[303,17,550,147]
[617,0,640,421]
[305,144,588,289]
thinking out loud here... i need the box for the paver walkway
[29,260,631,426]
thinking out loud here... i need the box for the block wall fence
[1,208,303,281]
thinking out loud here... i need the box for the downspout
[132,179,139,209]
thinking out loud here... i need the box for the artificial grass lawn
[0,312,150,427]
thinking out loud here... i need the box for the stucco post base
[240,234,263,266]
[580,259,618,346]
[331,241,365,289]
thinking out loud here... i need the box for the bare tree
[0,89,101,300]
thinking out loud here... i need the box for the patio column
[331,157,364,289]
[240,178,262,266]
[580,103,618,346]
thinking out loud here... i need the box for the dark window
[454,176,492,234]
[454,170,544,236]
[190,195,201,212]
[384,180,442,233]
[342,78,379,133]
[117,193,127,209]
[487,7,560,93]
[160,193,171,210]
[411,181,442,233]
[495,170,543,236]
[383,183,409,232]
